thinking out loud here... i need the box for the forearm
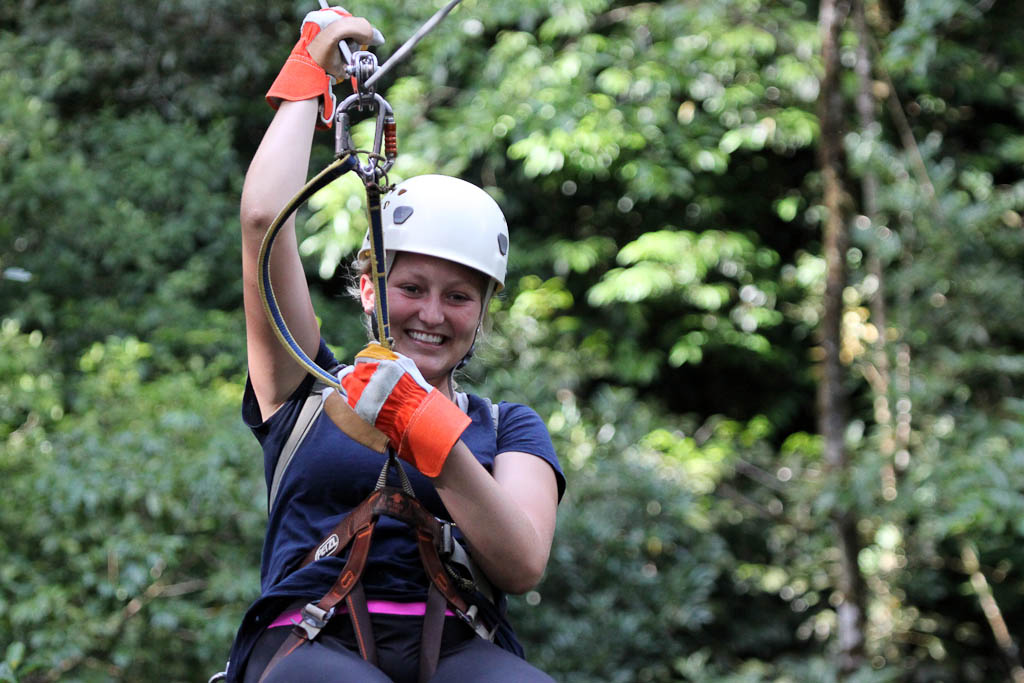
[433,443,558,595]
[240,99,322,416]
[240,99,319,237]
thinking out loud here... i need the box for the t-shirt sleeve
[241,340,339,463]
[496,402,566,502]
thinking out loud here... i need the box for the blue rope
[257,154,360,390]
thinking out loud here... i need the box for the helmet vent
[497,233,508,255]
[393,206,414,224]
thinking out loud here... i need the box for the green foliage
[1,332,262,681]
[2,0,1024,679]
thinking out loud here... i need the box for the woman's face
[361,252,487,394]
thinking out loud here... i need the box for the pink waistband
[269,601,455,629]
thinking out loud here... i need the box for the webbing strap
[419,583,448,682]
[257,523,376,683]
[268,389,326,513]
[259,487,482,682]
[299,489,385,568]
[344,582,377,664]
[256,630,306,683]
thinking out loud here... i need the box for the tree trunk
[817,0,867,674]
[852,0,898,500]
[961,544,1024,682]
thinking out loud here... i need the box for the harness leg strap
[257,629,309,683]
[258,524,376,682]
[418,583,448,683]
[345,582,378,665]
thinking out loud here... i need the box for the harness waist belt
[269,601,456,628]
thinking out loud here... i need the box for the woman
[224,8,565,682]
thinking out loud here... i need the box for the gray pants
[243,613,555,683]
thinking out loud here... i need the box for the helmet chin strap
[452,303,488,373]
[454,341,476,371]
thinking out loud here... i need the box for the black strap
[418,583,448,682]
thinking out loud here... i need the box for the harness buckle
[439,521,455,556]
[457,604,498,642]
[297,602,335,641]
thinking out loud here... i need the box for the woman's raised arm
[240,15,376,419]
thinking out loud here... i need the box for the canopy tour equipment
[258,0,463,385]
[255,440,499,683]
[230,3,513,683]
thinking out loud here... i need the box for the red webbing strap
[258,522,377,682]
[298,489,384,568]
[296,487,442,569]
[415,527,470,614]
[374,488,446,537]
[316,524,375,613]
[259,487,476,682]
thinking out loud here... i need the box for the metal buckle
[439,521,455,556]
[297,602,335,641]
[456,604,498,642]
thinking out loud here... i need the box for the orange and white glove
[266,7,383,129]
[341,343,471,477]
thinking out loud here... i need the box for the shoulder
[465,394,566,501]
[242,339,343,436]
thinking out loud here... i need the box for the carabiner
[334,90,396,183]
[332,43,397,187]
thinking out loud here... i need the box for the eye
[448,290,478,304]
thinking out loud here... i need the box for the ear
[359,273,375,315]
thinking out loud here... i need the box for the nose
[417,293,445,326]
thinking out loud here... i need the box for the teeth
[408,330,444,344]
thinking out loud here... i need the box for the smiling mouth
[407,330,445,345]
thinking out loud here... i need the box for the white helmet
[360,175,510,294]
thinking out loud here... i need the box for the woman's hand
[341,342,558,594]
[341,342,471,477]
[307,13,378,78]
[265,8,380,127]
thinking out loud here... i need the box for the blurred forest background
[2,0,1024,680]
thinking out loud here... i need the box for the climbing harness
[242,3,511,682]
[251,360,502,683]
[256,457,499,683]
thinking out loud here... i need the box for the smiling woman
[362,252,487,387]
[350,173,505,390]
[225,8,565,683]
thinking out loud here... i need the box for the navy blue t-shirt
[225,341,565,681]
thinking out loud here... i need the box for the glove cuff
[398,390,472,477]
[265,53,336,129]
